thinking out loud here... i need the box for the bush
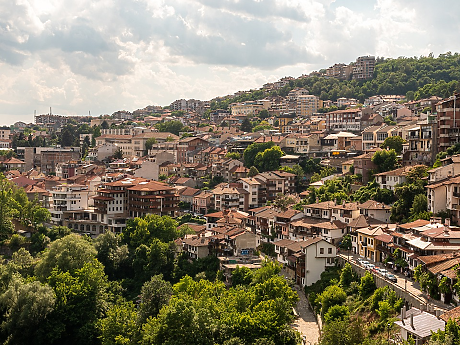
[324,305,350,323]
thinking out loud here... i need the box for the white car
[365,263,375,270]
[357,259,369,266]
[385,273,398,283]
[377,268,389,276]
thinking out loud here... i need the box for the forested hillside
[210,52,460,110]
[0,216,298,345]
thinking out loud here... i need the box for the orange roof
[128,180,175,192]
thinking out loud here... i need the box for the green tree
[381,136,406,154]
[252,121,273,132]
[138,275,173,324]
[324,305,350,323]
[0,277,56,344]
[272,193,297,212]
[113,147,123,159]
[240,117,253,132]
[359,272,376,298]
[258,109,269,119]
[155,120,185,135]
[377,300,391,322]
[243,141,274,168]
[94,232,130,280]
[47,260,110,345]
[121,215,179,248]
[372,149,398,173]
[225,152,241,160]
[99,302,138,345]
[35,234,97,280]
[145,137,157,151]
[254,146,284,172]
[0,175,15,239]
[247,166,259,177]
[339,262,354,288]
[409,194,430,220]
[231,266,253,287]
[317,285,347,316]
[319,318,365,345]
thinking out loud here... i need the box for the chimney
[401,306,406,325]
[436,309,442,319]
[410,313,415,330]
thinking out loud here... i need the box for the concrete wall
[337,256,427,310]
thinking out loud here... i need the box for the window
[328,248,332,254]
[320,248,324,254]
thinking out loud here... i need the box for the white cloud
[1,0,460,124]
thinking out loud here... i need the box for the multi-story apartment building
[240,177,263,209]
[40,147,81,174]
[230,102,266,116]
[404,120,436,166]
[213,185,249,212]
[296,95,320,117]
[326,63,353,80]
[128,180,179,217]
[170,99,205,114]
[361,124,398,151]
[50,184,89,224]
[177,137,210,163]
[324,109,362,132]
[352,55,375,80]
[436,93,460,154]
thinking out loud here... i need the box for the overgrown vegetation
[307,263,404,345]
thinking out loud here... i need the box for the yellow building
[296,95,320,117]
[279,113,296,133]
[356,226,385,262]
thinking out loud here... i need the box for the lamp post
[387,322,391,345]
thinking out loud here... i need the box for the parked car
[377,268,389,276]
[357,258,366,265]
[365,263,375,270]
[358,259,369,266]
[385,273,398,283]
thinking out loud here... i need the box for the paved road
[292,286,320,345]
[339,253,451,312]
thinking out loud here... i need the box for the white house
[358,200,391,223]
[302,237,336,287]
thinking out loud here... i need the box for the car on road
[365,263,375,270]
[377,268,389,276]
[357,258,366,265]
[385,273,398,283]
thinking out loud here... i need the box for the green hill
[210,52,460,111]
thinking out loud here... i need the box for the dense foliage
[210,53,460,110]
[307,263,404,345]
[0,213,300,345]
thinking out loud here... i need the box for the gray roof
[394,311,445,339]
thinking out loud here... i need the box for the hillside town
[4,54,460,344]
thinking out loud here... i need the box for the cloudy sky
[1,0,459,124]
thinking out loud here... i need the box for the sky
[1,0,460,125]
